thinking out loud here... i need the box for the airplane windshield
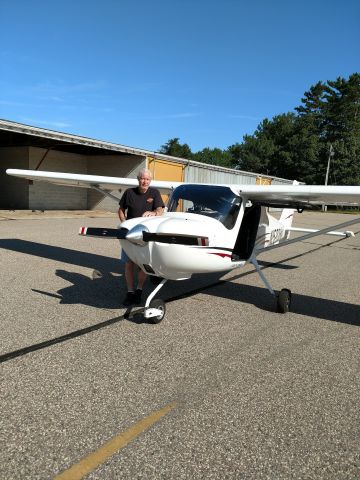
[168,184,242,229]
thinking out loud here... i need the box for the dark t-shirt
[119,187,164,220]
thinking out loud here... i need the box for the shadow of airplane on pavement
[0,238,121,274]
[1,237,358,327]
[1,236,358,363]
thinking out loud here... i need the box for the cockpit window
[168,184,241,230]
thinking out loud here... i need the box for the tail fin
[280,180,298,237]
[280,208,295,228]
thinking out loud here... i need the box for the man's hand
[142,207,164,218]
[142,211,156,217]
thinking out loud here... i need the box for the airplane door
[231,205,261,261]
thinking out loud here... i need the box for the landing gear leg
[250,256,292,313]
[144,278,167,323]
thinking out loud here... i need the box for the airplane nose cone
[125,224,149,246]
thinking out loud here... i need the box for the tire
[147,298,166,324]
[277,289,292,313]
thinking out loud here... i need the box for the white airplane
[6,168,360,323]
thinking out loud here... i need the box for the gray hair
[137,168,152,179]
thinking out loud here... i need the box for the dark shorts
[120,248,130,263]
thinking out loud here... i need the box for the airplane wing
[238,184,360,253]
[6,168,360,206]
[236,184,360,207]
[6,169,182,194]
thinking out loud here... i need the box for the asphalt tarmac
[1,210,359,479]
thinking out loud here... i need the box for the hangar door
[147,157,185,205]
[256,176,272,185]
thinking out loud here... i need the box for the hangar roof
[0,118,164,157]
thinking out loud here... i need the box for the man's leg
[137,269,147,290]
[134,269,147,304]
[123,261,135,306]
[124,261,135,291]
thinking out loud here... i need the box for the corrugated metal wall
[270,177,294,185]
[185,164,256,185]
[184,163,293,185]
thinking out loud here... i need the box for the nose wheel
[144,298,166,323]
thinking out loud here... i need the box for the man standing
[118,168,164,306]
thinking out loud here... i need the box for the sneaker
[134,289,142,305]
[123,291,135,306]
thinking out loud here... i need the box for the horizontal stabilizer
[258,216,360,254]
[287,227,355,238]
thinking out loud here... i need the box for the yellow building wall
[256,177,272,185]
[147,157,185,204]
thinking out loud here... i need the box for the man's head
[137,168,152,193]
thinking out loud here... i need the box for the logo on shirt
[147,197,154,203]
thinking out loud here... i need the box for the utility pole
[323,144,334,212]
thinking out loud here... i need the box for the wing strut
[250,256,275,296]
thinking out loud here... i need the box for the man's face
[137,172,151,193]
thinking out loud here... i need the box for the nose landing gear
[144,278,167,323]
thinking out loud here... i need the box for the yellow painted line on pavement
[54,402,177,480]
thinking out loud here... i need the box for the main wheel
[277,289,292,313]
[147,298,166,324]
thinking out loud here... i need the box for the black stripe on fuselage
[143,232,204,245]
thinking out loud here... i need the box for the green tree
[159,138,193,159]
[323,73,360,142]
[286,115,323,184]
[229,114,297,177]
[295,81,327,127]
[236,74,360,184]
[159,74,360,185]
[297,73,360,184]
[192,147,234,168]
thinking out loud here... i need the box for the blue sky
[0,0,359,152]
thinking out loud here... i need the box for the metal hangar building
[0,119,292,211]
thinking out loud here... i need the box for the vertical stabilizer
[280,208,295,229]
[279,180,299,236]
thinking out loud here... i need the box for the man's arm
[118,189,128,222]
[155,206,164,216]
[118,207,126,222]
